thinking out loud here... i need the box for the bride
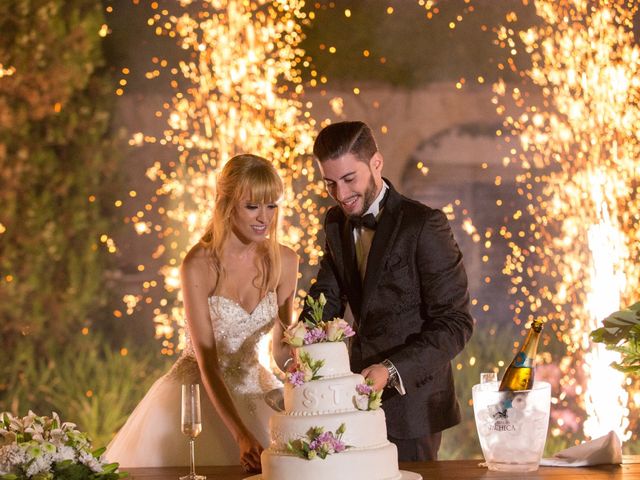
[106,154,298,473]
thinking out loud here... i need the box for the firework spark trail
[0,64,16,77]
[128,1,321,353]
[493,0,640,442]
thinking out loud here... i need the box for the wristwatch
[381,359,399,388]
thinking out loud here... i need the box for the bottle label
[513,352,533,368]
[484,393,529,432]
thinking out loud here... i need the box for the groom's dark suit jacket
[303,181,473,439]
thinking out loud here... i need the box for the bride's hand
[239,433,263,473]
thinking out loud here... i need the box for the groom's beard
[347,173,378,219]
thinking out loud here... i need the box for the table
[124,456,640,479]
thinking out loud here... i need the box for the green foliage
[591,302,640,375]
[0,0,121,351]
[0,0,129,448]
[0,333,171,447]
[305,293,327,326]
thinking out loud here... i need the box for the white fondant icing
[284,373,364,414]
[261,443,401,480]
[297,342,350,377]
[269,408,388,451]
[262,342,401,480]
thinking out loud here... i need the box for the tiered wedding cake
[260,296,402,480]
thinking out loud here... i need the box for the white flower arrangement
[0,411,123,480]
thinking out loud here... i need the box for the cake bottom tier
[261,442,401,480]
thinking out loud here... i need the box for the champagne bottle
[499,319,543,391]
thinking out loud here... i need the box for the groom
[302,121,473,461]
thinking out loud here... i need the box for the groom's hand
[361,364,389,391]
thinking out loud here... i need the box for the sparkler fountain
[123,0,321,355]
[493,0,640,443]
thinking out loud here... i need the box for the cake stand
[245,471,422,479]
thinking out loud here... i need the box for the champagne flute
[180,384,205,480]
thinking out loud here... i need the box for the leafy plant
[0,334,171,448]
[0,0,122,354]
[591,302,640,375]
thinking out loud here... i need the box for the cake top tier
[296,342,351,378]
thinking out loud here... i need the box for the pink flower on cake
[300,362,316,382]
[325,318,355,342]
[356,383,374,396]
[284,322,308,347]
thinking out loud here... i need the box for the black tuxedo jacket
[303,181,473,439]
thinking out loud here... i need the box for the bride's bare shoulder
[181,243,211,277]
[279,243,298,262]
[278,243,299,274]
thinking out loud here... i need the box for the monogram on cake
[257,295,421,480]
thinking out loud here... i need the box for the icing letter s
[302,387,318,408]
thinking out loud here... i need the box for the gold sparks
[493,0,639,442]
[418,0,474,22]
[0,64,16,78]
[124,1,320,351]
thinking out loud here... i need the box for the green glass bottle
[499,319,544,391]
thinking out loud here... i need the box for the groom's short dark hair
[313,121,378,163]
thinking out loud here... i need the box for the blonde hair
[201,154,283,295]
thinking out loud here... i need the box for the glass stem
[189,437,196,477]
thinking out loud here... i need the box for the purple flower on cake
[356,383,373,396]
[303,327,327,344]
[354,379,383,411]
[287,424,349,460]
[286,370,305,387]
[309,431,347,455]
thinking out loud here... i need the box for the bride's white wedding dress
[105,292,282,467]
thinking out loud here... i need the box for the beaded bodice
[171,292,282,398]
[208,291,281,395]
